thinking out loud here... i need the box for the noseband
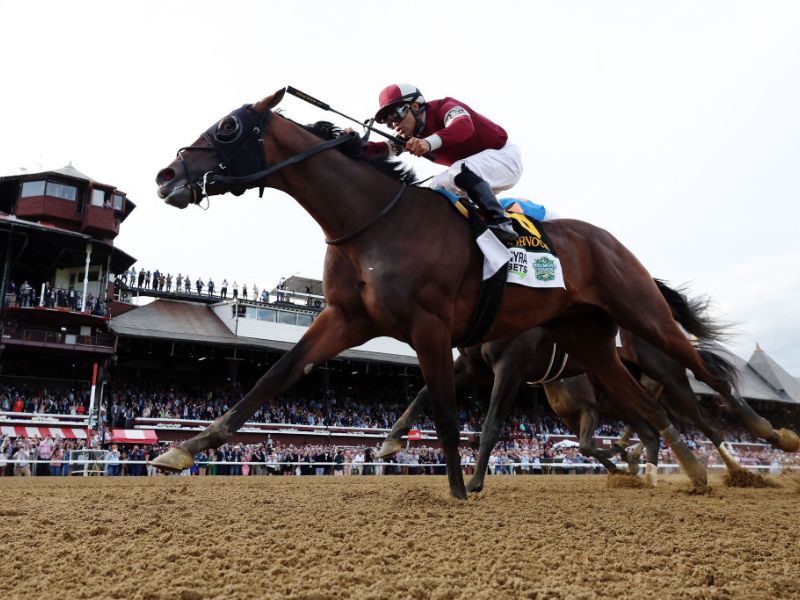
[176,104,356,206]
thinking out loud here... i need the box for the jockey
[369,83,520,244]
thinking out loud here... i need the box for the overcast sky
[1,1,798,374]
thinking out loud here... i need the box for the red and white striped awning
[1,425,88,439]
[110,429,158,444]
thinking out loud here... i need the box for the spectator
[106,444,121,476]
[221,279,228,299]
[232,281,239,300]
[195,278,204,295]
[0,437,11,476]
[37,435,54,476]
[13,441,31,476]
[49,444,64,476]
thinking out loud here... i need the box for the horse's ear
[254,88,286,112]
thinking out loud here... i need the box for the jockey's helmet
[375,83,425,123]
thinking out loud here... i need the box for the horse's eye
[216,116,241,143]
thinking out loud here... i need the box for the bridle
[171,103,406,244]
[174,104,355,207]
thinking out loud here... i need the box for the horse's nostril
[157,168,175,185]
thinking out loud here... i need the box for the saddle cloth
[433,188,565,289]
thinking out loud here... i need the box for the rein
[325,184,407,246]
[176,104,408,245]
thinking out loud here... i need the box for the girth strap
[527,342,569,385]
[455,210,509,347]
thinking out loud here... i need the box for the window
[45,181,77,201]
[278,311,297,325]
[257,308,277,322]
[91,189,106,207]
[245,306,258,319]
[296,314,313,327]
[112,193,125,211]
[20,180,45,197]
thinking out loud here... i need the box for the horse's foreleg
[575,404,620,474]
[465,362,521,493]
[152,309,372,472]
[412,319,466,500]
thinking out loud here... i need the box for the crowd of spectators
[2,279,110,316]
[119,267,324,308]
[0,384,89,415]
[5,380,800,450]
[2,434,796,478]
[121,267,272,303]
[3,379,800,479]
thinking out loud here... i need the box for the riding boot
[453,165,518,244]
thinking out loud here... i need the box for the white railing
[0,411,90,426]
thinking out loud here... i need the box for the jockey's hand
[405,137,431,157]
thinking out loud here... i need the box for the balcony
[0,325,115,354]
[15,195,82,227]
[82,204,120,237]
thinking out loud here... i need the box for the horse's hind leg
[548,316,709,489]
[466,359,522,493]
[610,291,799,452]
[152,308,372,472]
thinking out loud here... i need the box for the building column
[81,242,92,312]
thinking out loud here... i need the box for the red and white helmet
[374,83,425,123]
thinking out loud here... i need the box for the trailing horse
[153,89,798,497]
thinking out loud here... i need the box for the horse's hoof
[151,447,194,472]
[644,462,657,488]
[378,438,402,459]
[465,479,484,494]
[774,428,800,453]
[688,480,713,495]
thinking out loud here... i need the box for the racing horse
[153,88,798,498]
[379,285,764,492]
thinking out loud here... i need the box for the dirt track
[1,474,798,599]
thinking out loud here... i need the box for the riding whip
[286,85,436,159]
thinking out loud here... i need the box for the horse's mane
[299,120,420,186]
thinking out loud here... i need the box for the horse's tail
[697,348,741,394]
[653,279,729,341]
[653,279,741,393]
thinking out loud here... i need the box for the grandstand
[2,164,800,463]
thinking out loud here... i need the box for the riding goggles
[380,103,410,125]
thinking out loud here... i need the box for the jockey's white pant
[431,141,522,196]
[429,143,560,221]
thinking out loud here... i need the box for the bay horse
[379,328,659,486]
[380,321,766,493]
[153,89,798,498]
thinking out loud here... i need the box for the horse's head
[156,88,286,209]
